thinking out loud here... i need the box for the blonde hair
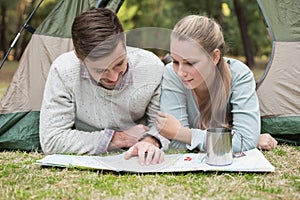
[172,15,231,129]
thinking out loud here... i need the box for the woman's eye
[187,62,197,66]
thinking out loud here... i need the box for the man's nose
[106,71,119,82]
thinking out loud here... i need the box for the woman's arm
[159,64,207,150]
[229,60,260,152]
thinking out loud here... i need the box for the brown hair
[172,15,231,129]
[71,8,125,61]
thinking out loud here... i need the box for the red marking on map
[184,156,192,161]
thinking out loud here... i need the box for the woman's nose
[177,65,188,77]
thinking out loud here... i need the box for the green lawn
[1,60,299,199]
[0,145,299,199]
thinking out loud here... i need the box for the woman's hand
[155,111,182,140]
[257,133,278,150]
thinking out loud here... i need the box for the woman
[156,15,277,152]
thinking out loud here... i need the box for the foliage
[0,0,271,62]
[117,0,271,58]
[117,1,139,30]
[0,0,58,60]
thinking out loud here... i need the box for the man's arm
[108,125,150,150]
[40,61,149,155]
[39,63,117,155]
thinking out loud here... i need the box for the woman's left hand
[155,111,182,140]
[257,133,278,150]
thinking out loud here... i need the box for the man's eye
[96,69,105,74]
[116,60,124,66]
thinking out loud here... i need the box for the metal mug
[206,128,243,166]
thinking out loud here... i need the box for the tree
[13,1,27,60]
[0,0,58,61]
[233,0,255,67]
[0,2,9,57]
[1,0,270,64]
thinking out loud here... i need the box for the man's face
[84,42,127,90]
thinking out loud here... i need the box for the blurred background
[0,0,271,97]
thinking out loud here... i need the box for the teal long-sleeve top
[160,58,260,152]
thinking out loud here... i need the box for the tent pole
[96,0,110,8]
[96,0,125,13]
[106,0,125,13]
[0,0,44,70]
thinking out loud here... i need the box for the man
[39,8,169,165]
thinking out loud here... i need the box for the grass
[0,61,18,98]
[0,145,299,199]
[0,60,299,199]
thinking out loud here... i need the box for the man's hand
[124,141,164,165]
[109,124,149,150]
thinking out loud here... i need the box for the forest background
[0,0,271,69]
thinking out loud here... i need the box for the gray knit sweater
[40,47,169,155]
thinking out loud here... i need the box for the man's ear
[212,49,221,65]
[74,50,83,64]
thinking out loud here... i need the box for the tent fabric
[0,0,101,151]
[0,35,73,113]
[35,0,99,38]
[256,0,300,42]
[1,0,299,151]
[256,0,300,144]
[257,42,300,117]
[0,112,40,151]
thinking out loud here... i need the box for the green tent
[0,0,299,151]
[256,0,300,145]
[0,0,124,151]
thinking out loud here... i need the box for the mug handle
[232,130,245,158]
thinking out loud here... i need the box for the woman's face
[170,38,217,90]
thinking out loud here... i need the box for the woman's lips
[182,79,193,83]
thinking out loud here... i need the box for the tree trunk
[0,3,8,57]
[214,1,223,26]
[13,2,27,60]
[233,0,255,68]
[14,1,26,60]
[206,0,211,18]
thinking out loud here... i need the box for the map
[36,148,275,173]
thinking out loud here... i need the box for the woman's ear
[212,49,221,65]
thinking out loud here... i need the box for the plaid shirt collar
[80,58,133,90]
